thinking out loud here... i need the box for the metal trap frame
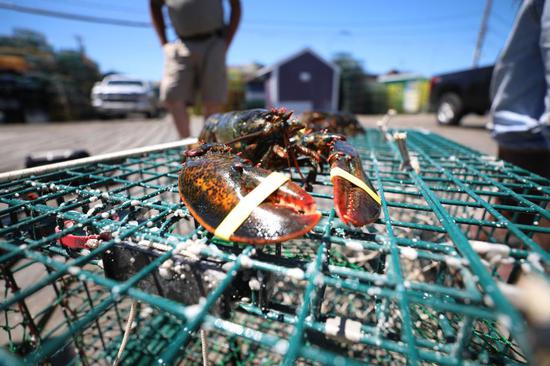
[0,129,549,365]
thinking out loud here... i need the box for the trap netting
[0,128,549,366]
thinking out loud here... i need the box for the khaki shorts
[160,37,227,105]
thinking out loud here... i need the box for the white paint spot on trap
[400,246,418,260]
[287,268,305,280]
[345,240,364,251]
[325,317,363,342]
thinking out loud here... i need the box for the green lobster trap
[0,129,549,365]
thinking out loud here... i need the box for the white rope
[113,301,138,366]
[200,329,209,366]
[0,138,197,182]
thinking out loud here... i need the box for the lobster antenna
[283,123,305,181]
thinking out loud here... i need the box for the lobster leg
[294,144,322,164]
[329,140,381,226]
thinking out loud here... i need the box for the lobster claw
[329,140,381,226]
[179,144,321,244]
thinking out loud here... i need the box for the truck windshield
[107,80,143,86]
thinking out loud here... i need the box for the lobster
[178,144,321,244]
[198,108,304,168]
[300,111,365,136]
[178,109,381,244]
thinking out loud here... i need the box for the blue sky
[0,0,520,81]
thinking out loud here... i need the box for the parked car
[91,75,159,118]
[429,65,494,125]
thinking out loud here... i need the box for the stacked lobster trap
[0,128,549,365]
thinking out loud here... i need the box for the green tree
[0,28,101,120]
[332,52,368,113]
[332,52,388,114]
[56,50,100,98]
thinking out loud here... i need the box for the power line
[486,26,508,41]
[241,23,477,36]
[0,1,151,28]
[246,11,479,28]
[488,18,511,36]
[0,0,488,49]
[241,27,475,43]
[0,2,479,33]
[41,0,145,15]
[492,11,514,28]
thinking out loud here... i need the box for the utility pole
[75,34,84,55]
[472,0,493,67]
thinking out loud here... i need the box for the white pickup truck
[91,75,159,118]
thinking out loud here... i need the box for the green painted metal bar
[406,132,550,263]
[371,154,420,365]
[395,133,536,364]
[158,246,254,364]
[282,211,332,366]
[1,127,547,365]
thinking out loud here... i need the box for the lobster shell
[178,144,321,244]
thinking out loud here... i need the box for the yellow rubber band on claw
[330,167,381,206]
[214,172,290,241]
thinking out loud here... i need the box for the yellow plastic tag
[330,167,381,206]
[214,172,290,241]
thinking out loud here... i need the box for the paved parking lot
[0,113,495,173]
[361,113,495,155]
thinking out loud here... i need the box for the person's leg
[203,102,224,119]
[165,100,191,137]
[159,40,194,138]
[200,37,227,120]
[483,0,550,253]
[538,0,550,150]
[494,0,550,176]
[491,0,547,150]
[533,0,550,250]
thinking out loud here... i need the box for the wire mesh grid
[0,128,549,365]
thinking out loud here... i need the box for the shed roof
[255,48,339,78]
[377,73,427,83]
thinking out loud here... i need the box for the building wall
[244,80,266,109]
[277,52,334,111]
[383,78,429,113]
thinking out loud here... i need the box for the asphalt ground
[0,113,494,173]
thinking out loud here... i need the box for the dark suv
[429,65,494,125]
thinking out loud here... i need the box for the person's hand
[223,37,229,53]
[162,42,174,57]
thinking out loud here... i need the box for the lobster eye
[232,162,244,173]
[185,148,205,157]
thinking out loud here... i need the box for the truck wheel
[436,93,463,125]
[145,110,158,119]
